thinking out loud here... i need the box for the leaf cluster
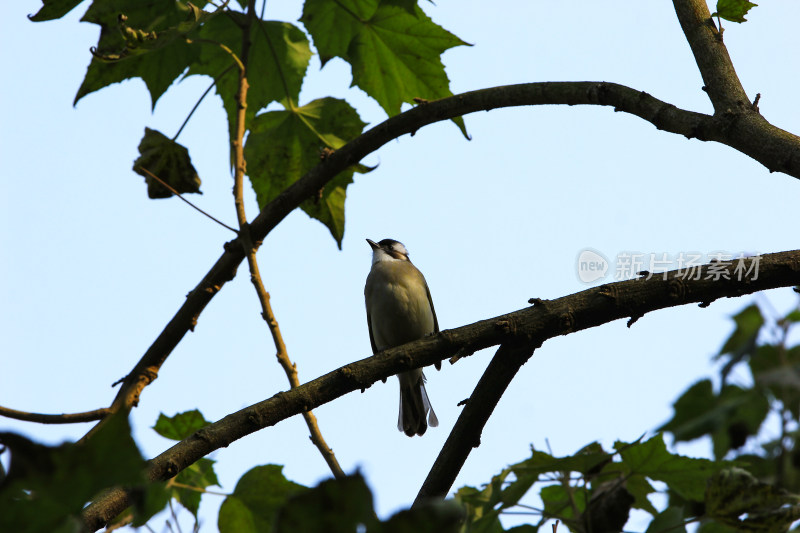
[0,415,168,532]
[30,0,468,246]
[657,299,800,532]
[456,435,733,533]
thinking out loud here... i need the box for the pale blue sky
[2,1,800,531]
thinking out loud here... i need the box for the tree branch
[0,405,111,424]
[231,0,344,480]
[672,0,750,112]
[88,80,800,442]
[82,250,800,529]
[414,341,538,506]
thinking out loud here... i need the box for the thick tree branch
[92,81,800,440]
[0,405,110,424]
[82,250,800,529]
[672,0,750,112]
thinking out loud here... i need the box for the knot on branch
[203,283,222,295]
[339,365,367,388]
[560,311,576,332]
[667,278,686,300]
[163,459,180,478]
[194,427,212,443]
[319,147,335,160]
[597,285,619,301]
[247,409,265,427]
[528,297,548,307]
[494,318,517,336]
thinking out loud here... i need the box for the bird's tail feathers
[398,370,437,437]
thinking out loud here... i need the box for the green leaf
[541,484,586,521]
[696,521,741,533]
[186,16,311,139]
[713,0,758,23]
[153,409,212,440]
[381,500,464,533]
[274,473,376,533]
[511,442,611,479]
[244,98,369,247]
[28,0,85,22]
[454,483,504,533]
[617,434,726,502]
[710,385,769,459]
[706,467,800,531]
[133,127,202,198]
[75,0,208,107]
[716,304,763,380]
[301,0,469,136]
[749,344,800,419]
[659,380,718,442]
[783,308,800,324]
[624,473,657,515]
[645,506,686,533]
[171,458,220,517]
[0,415,159,532]
[130,481,172,527]
[660,381,770,457]
[218,465,306,533]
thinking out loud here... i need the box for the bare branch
[0,405,111,424]
[82,251,800,529]
[229,1,344,480]
[88,80,800,440]
[672,0,750,112]
[414,341,538,506]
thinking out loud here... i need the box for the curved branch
[93,81,800,440]
[82,250,800,529]
[0,405,110,424]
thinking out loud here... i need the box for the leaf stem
[136,167,238,233]
[173,64,236,142]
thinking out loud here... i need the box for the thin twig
[137,167,238,234]
[173,64,236,142]
[230,0,344,480]
[0,405,111,424]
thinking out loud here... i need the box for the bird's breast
[366,262,435,350]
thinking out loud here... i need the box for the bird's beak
[366,239,379,250]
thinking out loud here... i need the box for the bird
[364,238,439,437]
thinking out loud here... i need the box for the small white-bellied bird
[364,238,439,437]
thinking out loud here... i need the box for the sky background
[2,1,800,531]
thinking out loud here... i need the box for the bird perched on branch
[364,238,439,437]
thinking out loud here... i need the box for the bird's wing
[425,281,441,370]
[425,282,439,334]
[366,309,378,354]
